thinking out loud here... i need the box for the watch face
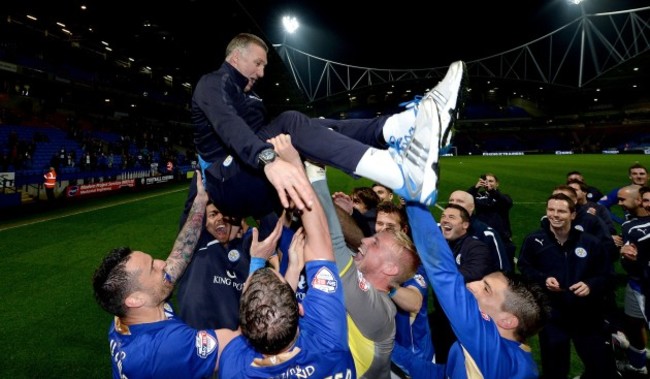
[260,149,276,164]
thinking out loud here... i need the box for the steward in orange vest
[44,166,57,201]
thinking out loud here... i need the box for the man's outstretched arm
[267,134,331,262]
[165,170,208,283]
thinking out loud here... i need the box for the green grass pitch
[0,154,646,378]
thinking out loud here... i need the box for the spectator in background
[552,184,618,261]
[372,182,395,203]
[518,193,618,379]
[332,186,381,237]
[448,189,511,273]
[467,172,516,266]
[43,166,56,202]
[552,184,621,340]
[567,170,604,203]
[615,184,650,376]
[567,179,617,236]
[58,147,66,166]
[91,171,239,378]
[599,163,649,225]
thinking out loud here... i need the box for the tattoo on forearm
[165,200,206,280]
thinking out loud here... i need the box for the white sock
[304,161,326,183]
[354,148,402,189]
[382,107,416,143]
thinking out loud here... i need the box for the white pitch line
[0,187,187,232]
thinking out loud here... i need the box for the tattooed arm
[164,170,208,283]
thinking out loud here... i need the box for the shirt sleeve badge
[195,330,218,359]
[311,267,337,293]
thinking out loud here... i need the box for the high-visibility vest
[44,171,56,188]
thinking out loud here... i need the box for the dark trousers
[181,111,389,229]
[45,187,55,202]
[539,316,618,379]
[428,295,456,364]
[257,110,388,173]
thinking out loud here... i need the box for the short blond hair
[225,33,268,58]
[382,229,420,285]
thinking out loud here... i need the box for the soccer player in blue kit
[218,134,356,379]
[92,171,239,379]
[394,179,550,377]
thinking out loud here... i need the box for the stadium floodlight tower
[568,0,587,86]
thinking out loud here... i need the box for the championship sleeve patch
[311,267,337,293]
[195,330,218,359]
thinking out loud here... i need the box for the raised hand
[268,134,302,168]
[332,191,354,215]
[249,213,284,260]
[263,134,314,211]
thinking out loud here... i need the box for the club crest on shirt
[574,247,587,258]
[357,270,370,292]
[311,267,337,293]
[195,330,217,359]
[227,249,240,262]
[455,255,462,266]
[574,225,585,232]
[223,155,233,167]
[414,274,426,288]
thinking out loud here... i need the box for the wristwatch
[257,148,277,167]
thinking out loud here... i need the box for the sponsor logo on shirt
[356,270,370,292]
[195,330,217,359]
[311,267,337,293]
[212,275,244,291]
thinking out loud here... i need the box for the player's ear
[125,292,145,309]
[496,313,519,330]
[384,261,399,276]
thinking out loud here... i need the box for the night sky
[240,0,646,69]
